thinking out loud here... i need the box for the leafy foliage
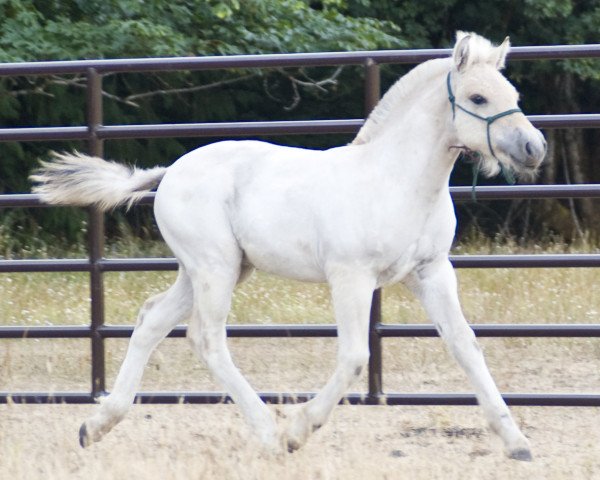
[0,0,402,60]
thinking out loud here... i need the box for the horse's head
[448,32,546,179]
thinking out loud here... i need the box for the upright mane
[352,58,452,145]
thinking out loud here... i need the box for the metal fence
[1,45,600,406]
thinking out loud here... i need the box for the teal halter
[447,72,521,196]
[447,72,522,160]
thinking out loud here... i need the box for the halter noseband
[446,72,522,161]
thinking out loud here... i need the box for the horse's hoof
[509,448,533,462]
[287,439,301,453]
[79,423,90,448]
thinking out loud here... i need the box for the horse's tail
[30,152,168,211]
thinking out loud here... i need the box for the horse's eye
[470,94,487,105]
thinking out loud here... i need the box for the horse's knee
[340,349,370,378]
[130,316,167,350]
[186,325,219,366]
[443,324,479,356]
[186,324,203,355]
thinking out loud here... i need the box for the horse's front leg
[406,258,532,461]
[283,270,375,452]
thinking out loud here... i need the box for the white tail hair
[30,152,167,211]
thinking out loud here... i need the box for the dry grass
[1,237,600,478]
[1,404,600,480]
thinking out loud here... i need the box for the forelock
[456,31,502,69]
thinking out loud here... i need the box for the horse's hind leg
[186,266,278,448]
[79,269,193,447]
[407,258,532,461]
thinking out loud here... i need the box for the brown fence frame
[1,44,600,406]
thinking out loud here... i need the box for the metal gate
[1,44,600,406]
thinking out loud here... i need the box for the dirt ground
[1,402,599,480]
[2,267,600,479]
[2,335,600,479]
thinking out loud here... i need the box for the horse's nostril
[525,141,532,156]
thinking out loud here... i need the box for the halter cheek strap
[446,72,522,162]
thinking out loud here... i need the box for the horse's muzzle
[502,127,547,171]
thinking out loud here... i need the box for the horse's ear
[453,32,472,72]
[495,36,511,70]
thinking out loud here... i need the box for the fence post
[86,68,106,397]
[364,59,383,404]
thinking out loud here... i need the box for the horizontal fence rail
[1,115,600,143]
[0,44,599,77]
[3,184,600,209]
[2,253,600,274]
[3,323,600,340]
[4,392,600,407]
[1,44,600,406]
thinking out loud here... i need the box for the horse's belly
[373,243,419,286]
[374,231,453,287]
[243,242,326,283]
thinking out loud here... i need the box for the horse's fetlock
[100,397,128,420]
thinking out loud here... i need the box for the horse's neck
[361,71,458,191]
[354,58,453,144]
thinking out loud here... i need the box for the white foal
[31,31,546,460]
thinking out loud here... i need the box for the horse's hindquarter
[155,140,456,285]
